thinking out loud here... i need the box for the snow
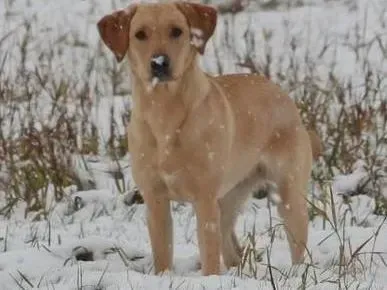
[191,28,205,49]
[191,36,205,50]
[0,0,387,289]
[147,77,160,93]
[3,186,387,289]
[333,161,369,196]
[269,192,282,205]
[152,55,167,66]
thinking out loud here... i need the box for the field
[0,0,387,289]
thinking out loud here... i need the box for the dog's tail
[307,130,322,161]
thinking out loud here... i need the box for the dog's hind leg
[219,165,267,268]
[273,129,312,264]
[219,189,244,268]
[277,179,309,264]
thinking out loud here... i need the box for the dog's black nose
[150,54,170,80]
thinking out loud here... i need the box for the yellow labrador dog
[97,2,321,276]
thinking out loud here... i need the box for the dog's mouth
[146,73,183,92]
[146,76,172,92]
[151,75,172,83]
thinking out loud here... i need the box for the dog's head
[97,2,217,84]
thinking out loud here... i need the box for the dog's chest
[157,138,193,200]
[157,133,218,201]
[131,116,224,200]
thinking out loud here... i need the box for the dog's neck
[130,60,211,146]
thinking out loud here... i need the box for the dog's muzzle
[150,54,171,81]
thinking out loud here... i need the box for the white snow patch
[147,77,160,93]
[270,192,282,205]
[333,160,369,195]
[190,28,205,48]
[152,55,166,66]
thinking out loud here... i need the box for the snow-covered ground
[1,0,387,289]
[1,186,387,289]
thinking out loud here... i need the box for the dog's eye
[170,27,183,39]
[135,30,147,41]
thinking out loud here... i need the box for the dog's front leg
[195,198,221,275]
[145,195,173,274]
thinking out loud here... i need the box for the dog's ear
[97,5,137,62]
[175,3,217,55]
